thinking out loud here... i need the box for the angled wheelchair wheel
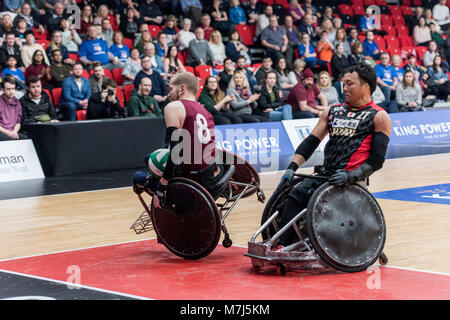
[150,177,221,260]
[260,176,305,240]
[216,149,260,199]
[306,183,386,273]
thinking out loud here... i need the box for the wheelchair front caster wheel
[257,189,266,203]
[222,236,232,248]
[379,253,388,265]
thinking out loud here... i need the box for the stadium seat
[412,0,422,6]
[383,25,397,36]
[115,86,125,108]
[415,46,428,61]
[123,38,133,50]
[123,84,134,103]
[76,110,87,121]
[195,65,213,81]
[401,5,414,16]
[69,53,79,62]
[351,0,364,6]
[380,14,393,27]
[184,66,195,75]
[374,35,386,51]
[235,24,254,46]
[384,35,400,48]
[42,89,53,105]
[112,68,124,85]
[33,28,47,40]
[400,35,414,47]
[403,0,411,5]
[353,5,365,16]
[103,69,114,80]
[396,25,410,36]
[376,0,387,5]
[82,70,90,79]
[393,15,405,26]
[37,39,49,50]
[177,52,184,64]
[388,47,402,57]
[400,46,415,59]
[275,0,290,10]
[52,88,62,106]
[338,4,353,16]
[364,0,376,5]
[148,25,161,39]
[388,5,402,17]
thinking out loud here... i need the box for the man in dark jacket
[86,78,124,119]
[0,32,24,70]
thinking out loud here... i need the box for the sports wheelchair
[130,149,266,260]
[245,173,388,274]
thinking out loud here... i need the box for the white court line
[0,268,151,300]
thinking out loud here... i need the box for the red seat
[353,5,365,16]
[112,68,124,85]
[69,53,79,62]
[374,35,386,51]
[123,38,133,50]
[76,110,87,121]
[115,86,125,108]
[275,0,290,9]
[33,27,47,40]
[415,46,428,61]
[389,5,402,17]
[338,4,353,16]
[400,46,415,60]
[42,89,53,105]
[384,35,400,48]
[81,69,90,79]
[52,88,62,106]
[148,25,161,39]
[403,0,411,5]
[195,65,213,81]
[393,15,405,26]
[388,47,402,57]
[103,69,114,80]
[123,84,134,103]
[396,25,409,36]
[380,14,393,27]
[376,0,387,5]
[351,0,364,5]
[412,0,422,5]
[235,24,254,46]
[383,25,397,36]
[400,35,414,47]
[401,6,414,16]
[364,0,376,5]
[184,66,195,75]
[37,39,49,50]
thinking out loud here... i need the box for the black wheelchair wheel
[151,178,221,260]
[306,183,386,273]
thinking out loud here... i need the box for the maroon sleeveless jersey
[179,99,216,174]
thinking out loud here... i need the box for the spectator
[429,22,447,58]
[1,55,26,91]
[46,30,74,65]
[21,30,50,68]
[286,68,328,119]
[133,55,168,104]
[243,0,265,26]
[331,43,349,81]
[119,7,140,39]
[317,30,335,63]
[143,42,166,78]
[139,0,163,26]
[122,47,142,85]
[256,5,272,38]
[163,45,186,80]
[176,18,196,52]
[49,49,72,88]
[186,27,217,67]
[200,13,215,41]
[89,62,107,95]
[0,76,27,141]
[284,15,302,68]
[225,29,251,65]
[423,41,449,69]
[287,58,306,85]
[424,9,441,33]
[60,18,83,53]
[20,77,58,124]
[210,0,233,36]
[0,14,17,40]
[198,75,240,125]
[93,5,115,27]
[87,78,124,119]
[349,41,374,67]
[403,53,427,82]
[298,33,328,70]
[334,28,351,57]
[320,18,336,43]
[432,0,450,32]
[372,84,398,113]
[226,70,268,123]
[181,0,203,29]
[391,55,405,83]
[347,28,360,48]
[25,50,53,90]
[99,18,114,48]
[409,6,424,31]
[77,4,94,39]
[317,71,339,106]
[229,0,247,26]
[41,2,66,36]
[133,23,149,47]
[375,52,398,104]
[261,15,289,64]
[235,55,257,90]
[59,63,91,121]
[363,31,381,60]
[162,15,178,47]
[115,0,140,30]
[255,71,293,121]
[209,30,226,65]
[275,57,295,98]
[108,30,130,67]
[288,0,305,26]
[2,0,25,15]
[396,70,424,112]
[302,0,318,17]
[13,16,28,45]
[359,7,375,34]
[134,30,153,55]
[255,56,277,86]
[79,25,114,70]
[154,32,168,58]
[413,17,432,46]
[218,57,234,92]
[127,77,163,118]
[0,32,23,70]
[160,0,181,17]
[426,55,450,101]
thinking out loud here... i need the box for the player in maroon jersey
[274,63,392,246]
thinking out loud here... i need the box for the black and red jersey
[323,101,385,173]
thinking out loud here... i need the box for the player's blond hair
[172,72,199,95]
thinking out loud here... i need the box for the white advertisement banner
[0,140,45,182]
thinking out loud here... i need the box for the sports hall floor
[0,153,449,301]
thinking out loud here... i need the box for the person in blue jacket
[79,25,115,70]
[59,63,91,121]
[229,0,247,26]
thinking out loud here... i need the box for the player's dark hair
[343,63,377,94]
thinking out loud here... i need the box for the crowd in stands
[0,0,450,142]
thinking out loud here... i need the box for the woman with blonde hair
[135,30,153,55]
[46,30,75,65]
[317,71,339,106]
[209,30,227,65]
[162,15,178,47]
[288,58,306,84]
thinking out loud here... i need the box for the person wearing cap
[285,68,328,119]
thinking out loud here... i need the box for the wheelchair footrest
[130,211,154,235]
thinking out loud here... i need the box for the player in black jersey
[276,63,392,246]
